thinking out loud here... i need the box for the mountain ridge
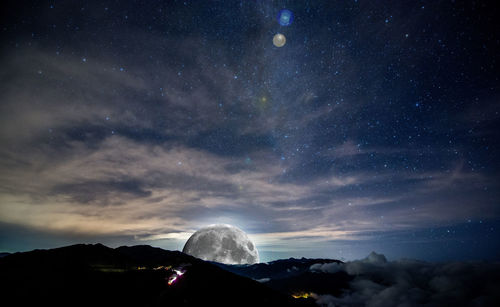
[0,243,318,307]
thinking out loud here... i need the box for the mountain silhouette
[0,244,315,307]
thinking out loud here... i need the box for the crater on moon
[182,224,259,264]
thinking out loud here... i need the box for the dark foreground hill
[0,244,314,307]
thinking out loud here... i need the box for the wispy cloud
[0,7,498,258]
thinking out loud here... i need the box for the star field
[0,0,499,261]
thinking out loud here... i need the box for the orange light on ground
[292,292,313,299]
[154,265,172,270]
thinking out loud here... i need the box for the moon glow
[182,224,259,264]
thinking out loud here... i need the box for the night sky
[1,0,499,262]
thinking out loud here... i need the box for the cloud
[136,232,193,241]
[0,127,497,253]
[0,1,499,257]
[310,252,500,307]
[310,262,344,274]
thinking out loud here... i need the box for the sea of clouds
[310,252,500,307]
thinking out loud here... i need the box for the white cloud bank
[310,252,500,307]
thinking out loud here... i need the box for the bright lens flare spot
[273,33,286,47]
[278,9,293,26]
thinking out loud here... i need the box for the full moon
[273,33,286,47]
[182,224,259,264]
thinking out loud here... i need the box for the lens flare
[278,9,293,26]
[273,33,286,47]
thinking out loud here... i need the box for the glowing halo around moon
[182,224,259,264]
[273,33,286,47]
